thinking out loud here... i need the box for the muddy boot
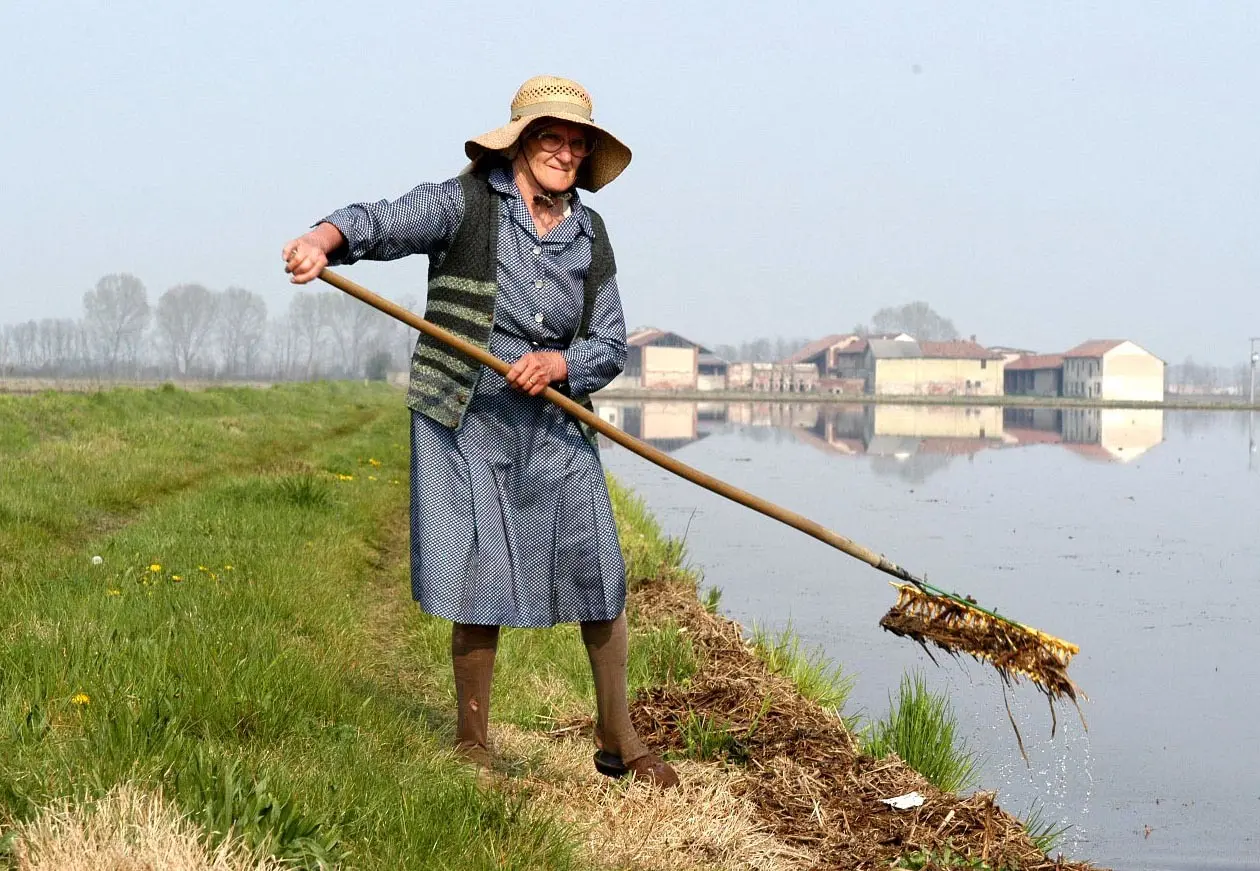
[452,622,500,774]
[582,612,680,789]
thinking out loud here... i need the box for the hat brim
[464,111,631,192]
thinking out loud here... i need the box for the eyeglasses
[530,129,598,158]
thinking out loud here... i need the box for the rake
[317,268,1083,713]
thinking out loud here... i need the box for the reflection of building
[1000,407,1164,461]
[1062,408,1165,462]
[594,401,710,452]
[609,328,729,391]
[778,404,1005,481]
[1062,340,1164,401]
[596,399,1166,465]
[1001,407,1064,446]
[865,340,1005,396]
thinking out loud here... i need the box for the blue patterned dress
[321,167,628,627]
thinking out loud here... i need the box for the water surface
[596,400,1260,871]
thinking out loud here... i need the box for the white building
[1062,340,1165,402]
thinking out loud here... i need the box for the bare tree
[216,287,268,378]
[28,319,75,374]
[10,321,36,370]
[324,291,379,377]
[0,325,11,378]
[83,273,150,375]
[155,283,219,376]
[289,291,329,379]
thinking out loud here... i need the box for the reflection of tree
[734,425,802,447]
[868,452,955,484]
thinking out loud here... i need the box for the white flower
[91,556,103,566]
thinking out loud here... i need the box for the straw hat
[463,75,631,192]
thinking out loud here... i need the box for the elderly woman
[282,76,677,788]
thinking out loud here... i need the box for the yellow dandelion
[148,564,161,573]
[391,479,401,485]
[368,475,377,481]
[198,565,208,572]
[106,588,121,597]
[172,575,183,582]
[224,565,233,571]
[368,458,381,467]
[71,693,90,707]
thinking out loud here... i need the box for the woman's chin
[540,171,577,192]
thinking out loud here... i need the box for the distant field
[0,376,278,394]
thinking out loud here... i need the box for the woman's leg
[452,622,500,767]
[581,611,679,787]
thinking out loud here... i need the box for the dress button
[534,279,543,289]
[534,312,545,323]
[533,246,542,256]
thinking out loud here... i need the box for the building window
[981,359,987,369]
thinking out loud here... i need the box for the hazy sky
[3,2,1257,365]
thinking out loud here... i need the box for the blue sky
[3,1,1257,364]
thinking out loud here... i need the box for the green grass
[749,621,854,716]
[606,478,692,587]
[1020,799,1071,854]
[628,619,699,689]
[678,712,743,762]
[0,383,584,870]
[863,671,979,795]
[893,844,997,869]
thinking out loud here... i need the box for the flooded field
[596,400,1260,871]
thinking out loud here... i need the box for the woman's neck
[512,158,570,237]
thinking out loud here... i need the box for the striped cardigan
[405,171,615,442]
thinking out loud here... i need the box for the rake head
[879,583,1083,707]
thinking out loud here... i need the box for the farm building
[863,339,1004,396]
[726,362,819,392]
[607,328,728,391]
[1061,340,1165,402]
[1004,354,1064,397]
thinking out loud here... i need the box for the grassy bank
[0,384,587,869]
[0,383,1095,869]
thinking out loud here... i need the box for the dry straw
[10,785,283,871]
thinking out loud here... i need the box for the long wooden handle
[319,268,927,588]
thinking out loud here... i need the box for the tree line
[0,274,420,382]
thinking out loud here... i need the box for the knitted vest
[405,171,616,445]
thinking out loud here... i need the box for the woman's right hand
[282,235,328,284]
[282,223,344,284]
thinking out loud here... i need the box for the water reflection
[596,400,1169,474]
[597,405,1259,868]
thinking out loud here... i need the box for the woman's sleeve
[563,275,628,396]
[316,178,465,265]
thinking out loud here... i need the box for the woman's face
[520,121,592,193]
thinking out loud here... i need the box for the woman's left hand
[506,351,567,396]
